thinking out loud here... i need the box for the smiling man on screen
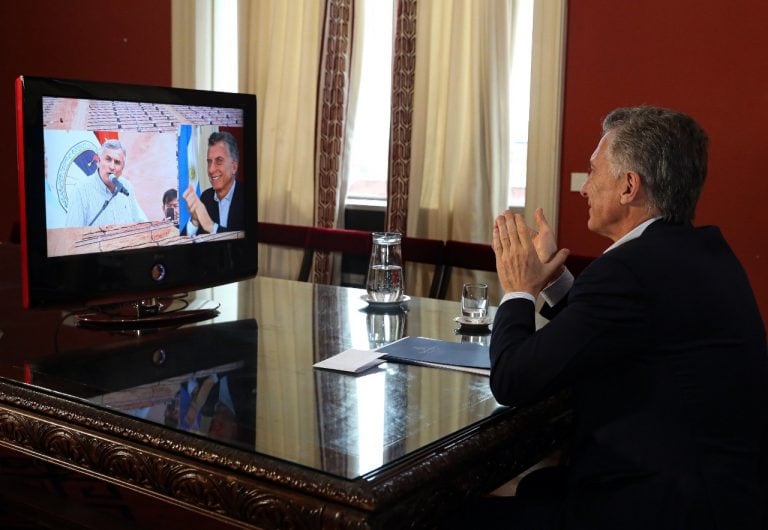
[182,131,245,236]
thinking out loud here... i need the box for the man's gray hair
[208,131,239,162]
[100,139,127,159]
[602,106,708,223]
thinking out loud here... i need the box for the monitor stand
[75,297,220,332]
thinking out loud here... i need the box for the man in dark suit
[479,107,766,529]
[182,131,245,235]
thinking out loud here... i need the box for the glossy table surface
[0,244,568,529]
[2,272,504,480]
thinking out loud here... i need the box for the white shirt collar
[213,179,236,204]
[604,217,661,253]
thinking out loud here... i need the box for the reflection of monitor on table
[15,76,258,329]
[30,319,258,448]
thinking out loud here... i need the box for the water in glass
[366,232,403,302]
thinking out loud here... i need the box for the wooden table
[0,263,571,529]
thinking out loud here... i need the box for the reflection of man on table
[65,139,148,227]
[178,373,239,441]
[182,131,245,236]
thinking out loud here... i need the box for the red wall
[559,0,768,325]
[0,0,171,242]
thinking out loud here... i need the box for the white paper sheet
[313,348,384,373]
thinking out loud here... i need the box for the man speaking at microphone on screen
[64,138,148,227]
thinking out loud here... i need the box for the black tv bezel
[15,75,258,309]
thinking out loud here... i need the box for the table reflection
[20,276,504,479]
[29,319,259,448]
[366,309,407,348]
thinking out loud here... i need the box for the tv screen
[15,76,258,320]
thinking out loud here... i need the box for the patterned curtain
[312,0,355,284]
[385,0,418,234]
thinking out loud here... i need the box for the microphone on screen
[110,174,130,196]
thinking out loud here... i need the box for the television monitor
[15,76,258,328]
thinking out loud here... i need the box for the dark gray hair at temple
[208,130,239,162]
[602,106,708,224]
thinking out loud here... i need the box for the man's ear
[619,171,642,205]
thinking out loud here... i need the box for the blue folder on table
[377,336,490,373]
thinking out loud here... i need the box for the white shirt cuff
[540,268,574,307]
[500,291,536,305]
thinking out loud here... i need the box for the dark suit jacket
[490,220,767,530]
[183,180,245,236]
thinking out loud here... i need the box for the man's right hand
[183,184,215,232]
[492,209,569,297]
[183,185,200,227]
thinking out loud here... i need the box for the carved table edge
[0,379,572,530]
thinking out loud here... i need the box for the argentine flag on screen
[177,124,219,231]
[177,124,200,230]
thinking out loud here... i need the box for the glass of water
[461,283,488,322]
[366,232,403,302]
